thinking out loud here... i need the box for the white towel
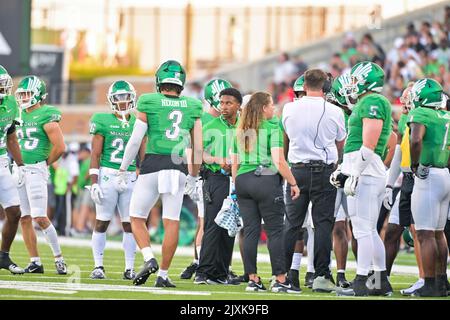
[158,170,181,195]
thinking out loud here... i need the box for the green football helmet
[155,60,186,92]
[402,227,414,247]
[328,73,354,108]
[0,65,12,99]
[409,78,443,110]
[293,75,305,97]
[15,76,47,109]
[204,78,232,112]
[107,80,136,125]
[345,61,384,100]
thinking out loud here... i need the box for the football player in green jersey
[180,78,232,280]
[15,76,67,275]
[88,80,144,280]
[119,60,203,288]
[408,78,450,297]
[337,61,393,296]
[0,65,25,274]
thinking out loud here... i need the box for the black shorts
[139,153,188,175]
[398,172,415,227]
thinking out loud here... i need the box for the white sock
[92,231,106,268]
[337,269,345,274]
[141,247,154,262]
[31,257,41,265]
[307,227,315,273]
[196,246,201,260]
[356,234,372,276]
[290,253,302,270]
[371,231,386,272]
[55,256,64,262]
[122,232,136,270]
[158,269,168,279]
[42,224,62,257]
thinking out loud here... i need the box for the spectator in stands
[273,52,297,86]
[360,33,386,63]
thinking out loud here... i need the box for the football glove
[414,164,430,180]
[12,164,25,188]
[115,171,128,193]
[383,186,394,210]
[343,175,358,196]
[88,183,104,205]
[185,175,200,202]
[329,165,349,188]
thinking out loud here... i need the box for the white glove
[185,175,200,202]
[115,171,128,193]
[383,186,394,210]
[87,183,104,205]
[329,165,344,188]
[12,164,25,188]
[344,175,359,196]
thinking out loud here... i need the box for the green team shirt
[201,111,216,126]
[0,96,19,156]
[398,113,408,137]
[203,116,237,173]
[344,93,392,157]
[407,107,450,168]
[89,113,137,171]
[343,110,350,132]
[137,93,203,157]
[232,119,284,176]
[17,105,62,164]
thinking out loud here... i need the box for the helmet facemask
[15,89,39,110]
[108,91,136,127]
[0,76,12,99]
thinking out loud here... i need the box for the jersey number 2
[110,138,124,163]
[166,110,183,139]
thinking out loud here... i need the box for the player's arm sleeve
[6,121,16,135]
[120,118,148,171]
[335,109,347,142]
[386,144,402,186]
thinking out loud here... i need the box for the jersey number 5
[166,110,183,140]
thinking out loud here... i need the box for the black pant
[197,174,234,279]
[54,194,66,236]
[235,172,286,276]
[398,172,415,227]
[284,166,336,278]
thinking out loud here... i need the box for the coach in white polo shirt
[282,69,346,292]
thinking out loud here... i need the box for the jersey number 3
[166,110,183,139]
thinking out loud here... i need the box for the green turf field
[0,240,446,300]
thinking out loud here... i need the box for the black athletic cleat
[368,271,393,296]
[193,273,208,285]
[412,279,440,297]
[133,258,159,286]
[304,272,314,288]
[288,269,300,288]
[180,262,198,280]
[336,272,351,289]
[0,253,24,275]
[154,276,176,288]
[271,279,302,294]
[236,273,249,283]
[24,262,44,274]
[436,275,449,297]
[55,260,67,275]
[245,279,267,292]
[90,266,106,279]
[123,269,136,280]
[337,275,368,296]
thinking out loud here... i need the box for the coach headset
[312,73,333,164]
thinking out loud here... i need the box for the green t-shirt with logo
[344,93,392,158]
[89,113,136,171]
[17,105,62,164]
[137,93,203,157]
[203,116,237,173]
[0,96,19,156]
[232,119,284,176]
[407,107,450,168]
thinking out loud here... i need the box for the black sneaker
[412,279,439,297]
[288,269,300,288]
[337,275,369,296]
[436,275,448,297]
[304,272,314,288]
[245,279,267,292]
[24,262,44,274]
[194,273,208,285]
[237,273,249,283]
[133,258,159,286]
[336,272,351,289]
[55,260,67,275]
[368,271,393,296]
[123,269,136,280]
[90,266,106,279]
[229,269,238,279]
[271,279,302,294]
[180,262,198,280]
[0,253,24,275]
[155,276,176,288]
